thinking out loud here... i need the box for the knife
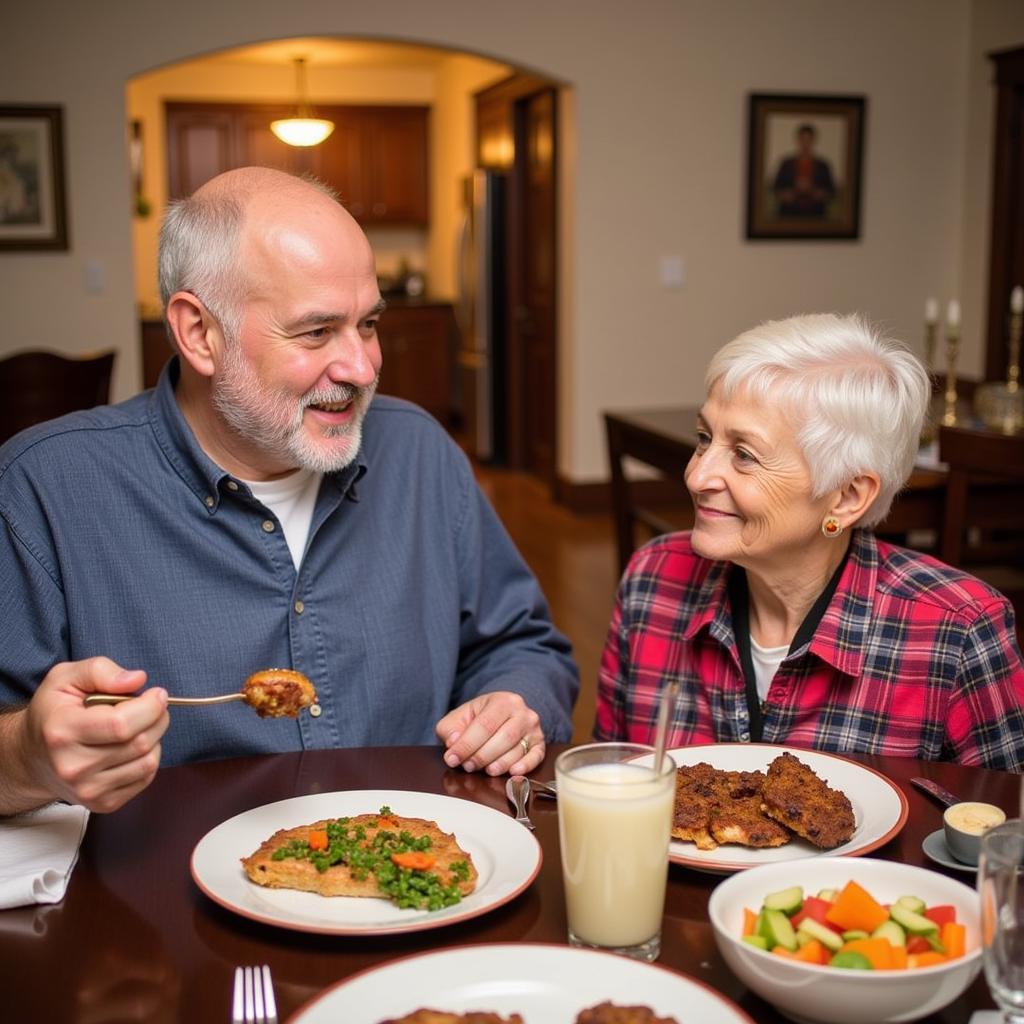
[505,775,535,830]
[911,777,961,808]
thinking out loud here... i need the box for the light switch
[660,255,685,289]
[85,260,106,294]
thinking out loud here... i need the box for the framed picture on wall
[746,93,866,241]
[0,105,68,251]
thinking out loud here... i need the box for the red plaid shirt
[595,530,1024,771]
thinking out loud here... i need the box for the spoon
[506,775,535,830]
[83,668,318,718]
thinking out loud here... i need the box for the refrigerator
[455,169,507,463]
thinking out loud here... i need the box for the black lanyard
[728,544,851,742]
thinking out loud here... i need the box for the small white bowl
[708,857,982,1024]
[943,801,1006,866]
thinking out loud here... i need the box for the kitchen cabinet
[166,102,429,226]
[377,302,456,424]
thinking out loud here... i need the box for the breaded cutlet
[760,751,856,849]
[380,1013,524,1024]
[576,1002,680,1024]
[673,763,788,850]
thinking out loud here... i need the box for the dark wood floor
[473,465,619,742]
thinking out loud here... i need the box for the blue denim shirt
[0,361,578,766]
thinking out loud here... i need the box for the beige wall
[3,0,1024,482]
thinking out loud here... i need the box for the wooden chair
[0,349,116,444]
[938,424,1024,641]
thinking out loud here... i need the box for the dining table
[2,744,1016,1023]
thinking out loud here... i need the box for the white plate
[663,743,908,873]
[190,790,541,935]
[922,828,977,874]
[289,943,756,1023]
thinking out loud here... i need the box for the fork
[232,965,277,1024]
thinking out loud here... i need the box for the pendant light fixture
[270,57,335,147]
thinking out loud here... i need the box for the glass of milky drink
[555,742,676,962]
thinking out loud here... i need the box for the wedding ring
[519,736,531,756]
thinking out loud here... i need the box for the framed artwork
[0,105,68,251]
[746,93,866,241]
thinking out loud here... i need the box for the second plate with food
[663,743,908,873]
[190,789,541,935]
[290,943,756,1023]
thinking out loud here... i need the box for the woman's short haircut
[157,173,339,348]
[705,313,931,527]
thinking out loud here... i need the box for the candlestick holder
[923,321,937,375]
[975,308,1024,434]
[942,326,960,427]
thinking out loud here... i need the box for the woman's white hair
[706,313,930,527]
[157,172,339,347]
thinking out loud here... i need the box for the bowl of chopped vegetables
[707,856,982,1024]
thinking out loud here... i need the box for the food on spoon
[241,805,476,910]
[759,751,856,849]
[242,668,316,718]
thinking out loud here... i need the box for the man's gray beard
[212,342,377,474]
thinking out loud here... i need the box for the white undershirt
[243,468,323,569]
[749,635,788,702]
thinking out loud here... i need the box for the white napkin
[0,802,89,910]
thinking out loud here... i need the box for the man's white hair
[705,313,930,527]
[157,172,340,348]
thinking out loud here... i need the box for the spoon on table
[506,775,535,830]
[83,668,318,718]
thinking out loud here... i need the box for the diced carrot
[825,881,891,934]
[742,908,758,937]
[889,945,908,970]
[941,921,966,960]
[907,951,947,969]
[772,946,799,959]
[840,937,894,970]
[390,851,436,871]
[793,939,829,965]
[307,829,329,851]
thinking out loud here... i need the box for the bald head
[158,167,370,345]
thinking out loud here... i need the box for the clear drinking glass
[555,742,675,962]
[978,819,1024,1023]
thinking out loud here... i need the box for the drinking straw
[652,680,680,775]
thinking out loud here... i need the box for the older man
[0,167,577,815]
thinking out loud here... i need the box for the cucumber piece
[871,920,907,947]
[742,934,769,950]
[895,895,926,915]
[763,885,804,915]
[796,917,844,952]
[830,950,874,970]
[925,932,947,954]
[759,907,799,952]
[890,903,939,936]
[841,929,870,942]
[816,888,839,902]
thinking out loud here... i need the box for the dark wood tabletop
[1,745,1015,1023]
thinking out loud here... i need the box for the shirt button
[262,520,275,533]
[294,600,305,614]
[204,495,214,508]
[740,732,750,742]
[226,480,239,491]
[309,703,322,718]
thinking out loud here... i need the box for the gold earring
[821,515,843,538]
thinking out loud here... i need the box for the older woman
[595,313,1024,770]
